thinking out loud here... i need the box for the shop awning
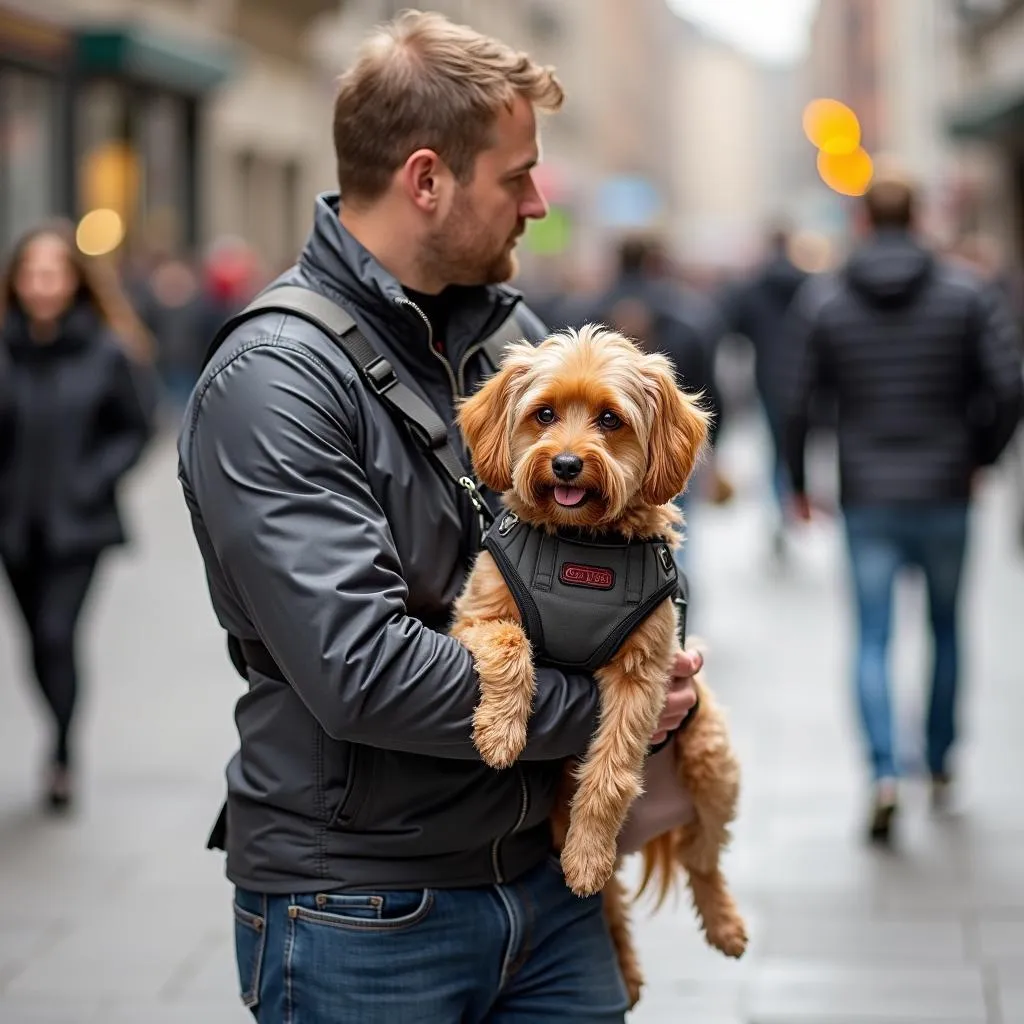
[75,24,236,95]
[946,82,1024,140]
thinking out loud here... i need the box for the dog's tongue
[554,486,586,508]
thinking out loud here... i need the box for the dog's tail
[635,832,678,909]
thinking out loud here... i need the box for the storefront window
[137,93,187,255]
[76,80,136,255]
[76,81,192,258]
[0,67,58,253]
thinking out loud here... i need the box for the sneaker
[930,772,953,813]
[867,778,898,844]
[44,764,73,815]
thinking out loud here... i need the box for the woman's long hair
[0,219,155,364]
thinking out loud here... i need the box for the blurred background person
[0,221,157,812]
[721,224,810,562]
[555,234,728,584]
[782,172,1024,844]
[132,254,214,417]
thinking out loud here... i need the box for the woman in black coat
[0,221,156,811]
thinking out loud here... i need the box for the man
[783,171,1023,843]
[722,225,809,560]
[177,12,700,1022]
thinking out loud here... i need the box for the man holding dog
[178,11,704,1022]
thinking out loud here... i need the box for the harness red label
[559,563,615,590]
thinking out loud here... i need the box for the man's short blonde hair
[333,9,564,204]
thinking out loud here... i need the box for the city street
[0,416,1022,1024]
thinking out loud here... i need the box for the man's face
[424,94,548,287]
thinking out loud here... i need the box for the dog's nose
[552,454,583,480]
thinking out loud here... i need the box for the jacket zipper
[396,296,530,878]
[393,295,459,396]
[492,768,529,883]
[393,295,486,549]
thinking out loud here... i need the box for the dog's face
[458,325,709,528]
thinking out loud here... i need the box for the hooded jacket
[782,231,1023,506]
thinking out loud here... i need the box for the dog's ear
[641,354,711,507]
[457,344,532,493]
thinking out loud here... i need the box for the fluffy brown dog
[452,326,747,1000]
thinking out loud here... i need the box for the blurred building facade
[670,18,805,272]
[945,0,1024,269]
[1,0,342,269]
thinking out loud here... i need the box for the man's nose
[521,174,548,220]
[552,454,583,480]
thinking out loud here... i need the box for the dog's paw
[706,915,748,959]
[472,716,527,771]
[561,833,616,896]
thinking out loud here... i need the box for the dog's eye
[536,407,555,424]
[598,411,622,430]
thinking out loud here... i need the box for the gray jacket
[177,194,600,893]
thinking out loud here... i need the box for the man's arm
[186,340,598,761]
[969,283,1024,467]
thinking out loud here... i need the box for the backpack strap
[479,310,527,374]
[203,284,495,527]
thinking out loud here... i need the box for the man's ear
[402,149,448,213]
[456,344,533,494]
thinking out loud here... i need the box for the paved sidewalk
[0,418,1022,1023]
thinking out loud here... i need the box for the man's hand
[650,649,702,744]
[792,492,813,522]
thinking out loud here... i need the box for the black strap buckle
[364,356,398,395]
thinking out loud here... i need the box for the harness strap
[202,284,500,526]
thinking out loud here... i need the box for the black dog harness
[482,511,685,671]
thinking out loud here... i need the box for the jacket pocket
[232,892,267,1009]
[327,743,376,830]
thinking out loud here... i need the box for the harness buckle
[658,544,675,576]
[497,512,520,537]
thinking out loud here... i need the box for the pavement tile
[758,916,967,964]
[745,964,988,1023]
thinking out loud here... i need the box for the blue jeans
[233,856,630,1022]
[844,504,969,781]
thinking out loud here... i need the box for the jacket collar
[297,193,521,379]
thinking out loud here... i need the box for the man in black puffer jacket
[783,171,1023,844]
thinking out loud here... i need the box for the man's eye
[536,407,555,424]
[598,411,622,430]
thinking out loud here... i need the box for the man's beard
[421,191,521,287]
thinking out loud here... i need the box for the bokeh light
[802,98,861,156]
[816,148,875,197]
[76,208,126,256]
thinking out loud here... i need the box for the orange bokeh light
[816,148,875,197]
[803,98,861,156]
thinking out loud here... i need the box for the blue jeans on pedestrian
[232,855,630,1022]
[843,503,969,781]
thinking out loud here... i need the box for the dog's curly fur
[452,326,747,1006]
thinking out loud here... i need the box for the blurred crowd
[1,166,1023,833]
